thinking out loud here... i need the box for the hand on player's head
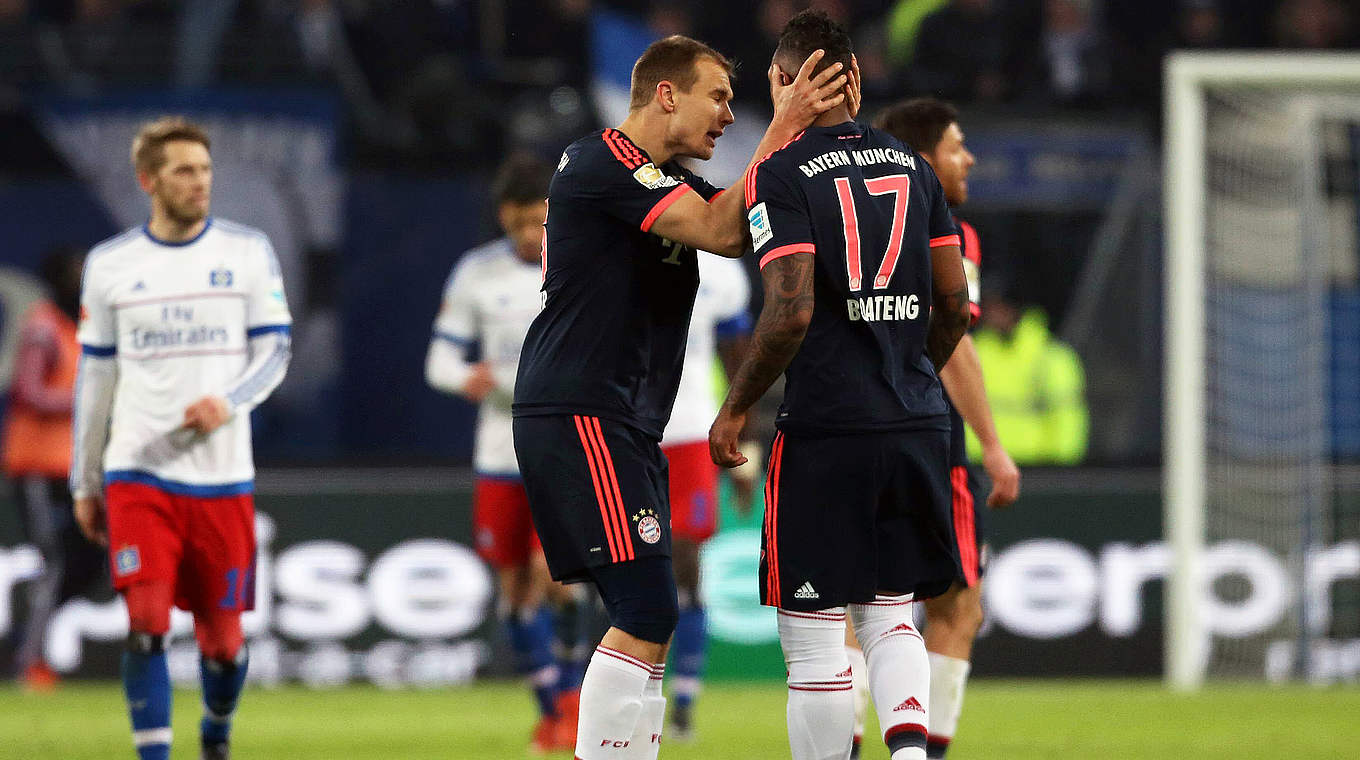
[846,55,862,120]
[769,49,849,130]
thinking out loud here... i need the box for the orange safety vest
[3,301,79,479]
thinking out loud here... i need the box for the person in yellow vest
[965,291,1088,464]
[3,245,106,691]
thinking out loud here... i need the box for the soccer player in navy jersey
[512,34,850,759]
[872,97,1021,759]
[708,12,971,760]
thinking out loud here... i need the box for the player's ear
[136,170,156,195]
[657,80,678,113]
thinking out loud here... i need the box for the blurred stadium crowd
[0,0,1357,468]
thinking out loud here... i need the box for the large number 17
[833,173,910,292]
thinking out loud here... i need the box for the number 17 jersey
[746,121,960,435]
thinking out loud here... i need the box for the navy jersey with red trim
[946,217,984,465]
[513,129,722,439]
[746,121,959,434]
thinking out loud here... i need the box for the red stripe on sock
[596,646,653,673]
[885,723,929,742]
[575,415,621,563]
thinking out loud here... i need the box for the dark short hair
[130,116,211,173]
[491,153,551,207]
[774,10,853,80]
[629,35,733,111]
[874,98,959,154]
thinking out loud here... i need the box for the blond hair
[130,117,211,174]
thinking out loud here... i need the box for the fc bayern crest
[637,515,662,544]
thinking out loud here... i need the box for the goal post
[1163,52,1360,691]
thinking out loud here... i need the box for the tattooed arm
[709,252,816,467]
[926,243,970,370]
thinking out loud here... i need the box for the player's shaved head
[874,98,959,154]
[629,35,733,112]
[131,116,211,174]
[774,10,853,81]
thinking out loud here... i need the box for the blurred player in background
[659,252,753,741]
[709,12,970,760]
[873,97,1021,759]
[3,245,107,691]
[425,153,590,754]
[513,34,847,759]
[71,117,291,760]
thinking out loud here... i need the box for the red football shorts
[472,476,542,568]
[663,441,719,543]
[105,481,255,614]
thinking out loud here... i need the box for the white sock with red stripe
[622,663,665,759]
[574,646,651,759]
[850,595,930,760]
[925,653,970,757]
[778,608,855,760]
[847,644,869,746]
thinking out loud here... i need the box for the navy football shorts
[759,428,960,612]
[513,414,671,583]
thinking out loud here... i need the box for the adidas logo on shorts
[793,582,819,600]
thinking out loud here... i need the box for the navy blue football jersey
[513,128,722,439]
[746,121,960,434]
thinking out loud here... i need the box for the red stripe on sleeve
[758,243,815,270]
[640,184,691,233]
[929,234,961,248]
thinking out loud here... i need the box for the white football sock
[623,663,666,759]
[575,646,650,759]
[926,652,970,755]
[850,595,930,760]
[847,644,869,742]
[779,608,855,760]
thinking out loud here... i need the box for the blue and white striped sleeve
[425,260,479,395]
[224,238,292,413]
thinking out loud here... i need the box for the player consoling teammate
[512,32,849,760]
[71,118,291,760]
[708,12,971,760]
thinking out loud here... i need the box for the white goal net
[1164,53,1360,688]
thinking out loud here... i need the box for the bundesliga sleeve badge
[748,202,773,250]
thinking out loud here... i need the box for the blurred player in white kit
[425,153,589,754]
[72,116,292,760]
[659,252,754,740]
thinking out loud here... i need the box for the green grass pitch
[2,679,1357,758]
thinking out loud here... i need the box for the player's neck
[812,107,853,129]
[616,114,674,166]
[146,212,208,244]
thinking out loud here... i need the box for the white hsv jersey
[662,254,752,446]
[431,239,543,475]
[75,219,291,491]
